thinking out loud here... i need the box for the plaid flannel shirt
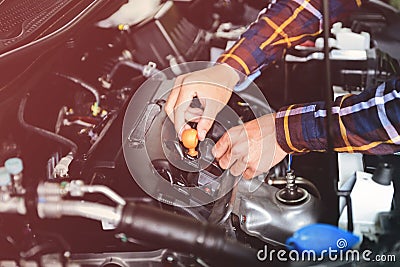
[217,0,363,75]
[275,78,400,154]
[217,0,400,155]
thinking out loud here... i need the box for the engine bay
[0,0,400,266]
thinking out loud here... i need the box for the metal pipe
[0,197,26,214]
[108,60,144,80]
[38,200,122,226]
[81,185,126,206]
[107,60,166,82]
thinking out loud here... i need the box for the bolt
[285,170,296,192]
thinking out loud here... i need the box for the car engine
[0,0,399,266]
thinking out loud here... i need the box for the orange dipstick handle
[181,128,199,157]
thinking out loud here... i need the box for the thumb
[196,117,214,141]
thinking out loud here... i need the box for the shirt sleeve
[275,78,400,155]
[216,0,363,75]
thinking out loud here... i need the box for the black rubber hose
[18,95,78,157]
[118,203,262,267]
[175,206,208,223]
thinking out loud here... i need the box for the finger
[243,167,257,180]
[230,138,250,160]
[218,140,244,170]
[218,147,234,170]
[230,157,248,177]
[165,75,188,122]
[196,117,214,141]
[212,131,231,159]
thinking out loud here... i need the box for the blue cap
[0,167,11,186]
[286,223,359,255]
[4,158,23,175]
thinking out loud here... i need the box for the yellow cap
[118,24,129,31]
[91,102,101,117]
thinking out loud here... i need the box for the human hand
[212,113,288,179]
[165,64,240,141]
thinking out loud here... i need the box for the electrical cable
[321,0,353,232]
[55,73,100,105]
[287,154,293,171]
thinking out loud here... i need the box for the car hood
[0,0,123,122]
[0,0,89,54]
